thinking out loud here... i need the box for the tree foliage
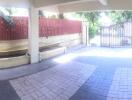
[76,12,100,38]
[0,8,14,25]
[76,11,132,39]
[122,11,132,21]
[105,11,132,23]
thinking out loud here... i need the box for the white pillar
[82,21,89,46]
[28,7,39,63]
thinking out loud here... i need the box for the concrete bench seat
[40,46,66,60]
[0,43,66,58]
[0,44,66,69]
[0,55,30,69]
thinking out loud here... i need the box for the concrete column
[28,7,39,63]
[82,21,89,46]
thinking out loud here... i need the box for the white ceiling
[0,0,105,8]
[0,0,131,12]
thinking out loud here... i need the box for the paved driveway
[1,46,132,100]
[69,48,132,100]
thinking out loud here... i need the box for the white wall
[0,34,81,52]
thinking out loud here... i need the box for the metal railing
[100,20,132,48]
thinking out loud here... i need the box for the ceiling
[0,0,132,12]
[0,0,105,8]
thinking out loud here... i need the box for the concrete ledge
[0,56,30,69]
[0,34,81,52]
[60,39,81,48]
[40,46,66,60]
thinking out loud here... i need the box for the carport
[0,0,132,100]
[0,0,131,63]
[1,0,131,64]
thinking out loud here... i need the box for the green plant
[89,25,98,38]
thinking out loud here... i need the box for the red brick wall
[39,18,82,37]
[0,17,82,40]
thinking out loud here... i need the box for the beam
[35,0,77,8]
[59,0,132,13]
[34,0,92,8]
[98,0,107,5]
[58,1,106,12]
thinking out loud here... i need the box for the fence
[100,20,132,48]
[0,17,82,40]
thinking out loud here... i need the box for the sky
[99,12,113,26]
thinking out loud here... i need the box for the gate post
[82,21,89,46]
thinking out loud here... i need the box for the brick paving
[69,48,132,100]
[107,68,132,100]
[8,47,132,100]
[10,61,96,100]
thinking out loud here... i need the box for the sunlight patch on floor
[53,48,132,63]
